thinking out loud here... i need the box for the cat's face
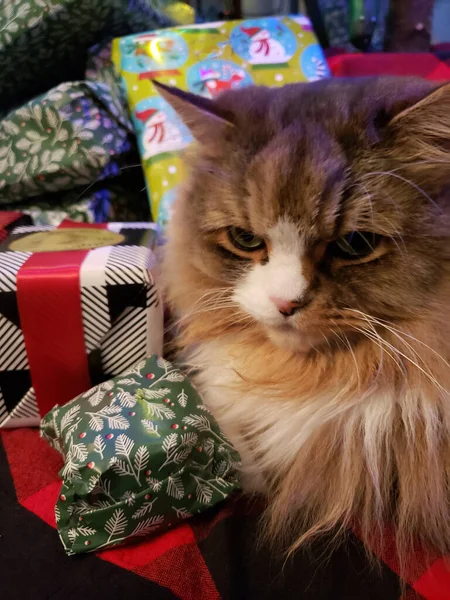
[160,78,450,353]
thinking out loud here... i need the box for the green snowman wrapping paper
[112,16,330,230]
[41,355,241,555]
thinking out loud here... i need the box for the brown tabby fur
[159,77,450,572]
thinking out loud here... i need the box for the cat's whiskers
[350,184,408,258]
[168,301,235,328]
[73,163,145,202]
[360,170,442,214]
[353,182,376,232]
[347,323,404,375]
[346,308,450,369]
[165,288,235,332]
[330,327,361,389]
[330,317,403,386]
[169,296,253,333]
[319,332,333,351]
[347,314,447,395]
[385,159,450,172]
[330,313,406,375]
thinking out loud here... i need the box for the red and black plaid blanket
[2,424,450,599]
[2,52,450,600]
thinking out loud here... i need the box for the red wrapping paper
[328,53,450,81]
[0,211,32,241]
[15,220,108,417]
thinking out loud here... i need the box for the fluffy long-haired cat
[157,77,450,570]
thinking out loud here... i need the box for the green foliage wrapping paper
[0,0,183,224]
[0,0,175,114]
[41,355,241,555]
[0,79,131,204]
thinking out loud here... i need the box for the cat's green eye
[330,231,382,259]
[228,227,265,252]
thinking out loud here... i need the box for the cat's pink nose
[270,296,299,317]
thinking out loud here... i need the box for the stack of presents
[0,6,330,555]
[1,0,449,573]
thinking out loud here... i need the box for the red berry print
[171,424,179,430]
[46,128,51,133]
[188,494,192,500]
[170,403,174,407]
[79,517,83,522]
[84,540,91,546]
[60,494,66,501]
[182,426,187,431]
[78,432,86,439]
[87,461,95,469]
[145,470,151,476]
[146,373,155,379]
[145,494,151,500]
[108,392,114,397]
[197,447,202,452]
[106,433,114,440]
[164,398,170,404]
[129,411,136,416]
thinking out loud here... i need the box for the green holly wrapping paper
[0,0,177,115]
[0,1,185,224]
[41,355,241,555]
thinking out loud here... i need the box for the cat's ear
[366,80,450,138]
[380,81,450,194]
[389,81,450,127]
[153,80,234,145]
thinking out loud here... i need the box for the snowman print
[198,65,245,99]
[187,60,253,100]
[134,98,191,160]
[120,31,188,74]
[231,18,297,66]
[241,26,288,64]
[300,44,330,82]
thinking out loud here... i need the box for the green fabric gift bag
[41,355,241,555]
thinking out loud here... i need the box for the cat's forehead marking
[268,219,303,255]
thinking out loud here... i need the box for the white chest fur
[187,342,333,492]
[185,340,403,496]
[188,342,272,491]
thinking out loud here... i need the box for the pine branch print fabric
[41,355,241,555]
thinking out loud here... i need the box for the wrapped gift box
[0,212,33,242]
[0,220,162,428]
[41,355,241,555]
[112,15,330,229]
